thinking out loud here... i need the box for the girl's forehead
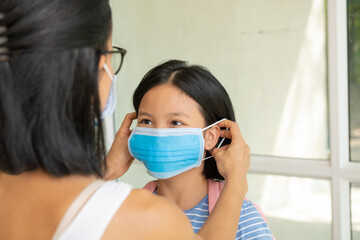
[139,84,202,117]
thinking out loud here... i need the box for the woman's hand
[211,120,250,187]
[198,120,250,240]
[103,112,137,180]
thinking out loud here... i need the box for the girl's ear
[204,125,221,151]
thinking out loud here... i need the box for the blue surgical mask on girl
[101,63,116,119]
[128,119,226,179]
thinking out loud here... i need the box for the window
[247,173,332,239]
[107,0,360,239]
[352,183,360,239]
[348,0,360,162]
[349,1,360,238]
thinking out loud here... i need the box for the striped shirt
[184,195,273,240]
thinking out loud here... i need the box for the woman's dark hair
[0,0,112,177]
[133,60,236,181]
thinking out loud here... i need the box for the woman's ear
[98,54,106,71]
[204,125,221,151]
[98,54,109,110]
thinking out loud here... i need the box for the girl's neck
[156,167,208,210]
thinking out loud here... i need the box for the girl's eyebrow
[167,112,191,118]
[138,111,190,118]
[138,111,153,117]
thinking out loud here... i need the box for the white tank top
[52,180,132,240]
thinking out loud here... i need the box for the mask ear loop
[103,63,114,80]
[202,137,226,161]
[202,118,227,161]
[217,137,226,149]
[202,118,227,131]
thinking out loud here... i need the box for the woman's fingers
[219,129,232,139]
[211,145,229,157]
[216,120,243,144]
[120,112,137,130]
[118,112,137,137]
[216,120,246,147]
[209,120,250,181]
[104,112,137,180]
[214,143,230,152]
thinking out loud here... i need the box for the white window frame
[250,1,360,239]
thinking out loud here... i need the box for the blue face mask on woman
[101,63,116,119]
[128,119,226,179]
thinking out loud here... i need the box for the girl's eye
[140,119,152,125]
[171,121,183,126]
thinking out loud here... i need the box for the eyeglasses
[103,46,127,75]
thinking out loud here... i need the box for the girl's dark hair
[0,0,112,177]
[133,60,236,181]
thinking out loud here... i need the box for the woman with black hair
[0,1,194,239]
[0,0,250,239]
[126,60,274,239]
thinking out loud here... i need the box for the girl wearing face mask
[125,60,274,240]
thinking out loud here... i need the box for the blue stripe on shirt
[183,195,273,239]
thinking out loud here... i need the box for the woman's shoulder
[102,187,195,240]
